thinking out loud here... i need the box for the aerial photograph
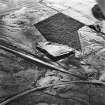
[0,0,105,105]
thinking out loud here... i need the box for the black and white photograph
[0,0,105,105]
